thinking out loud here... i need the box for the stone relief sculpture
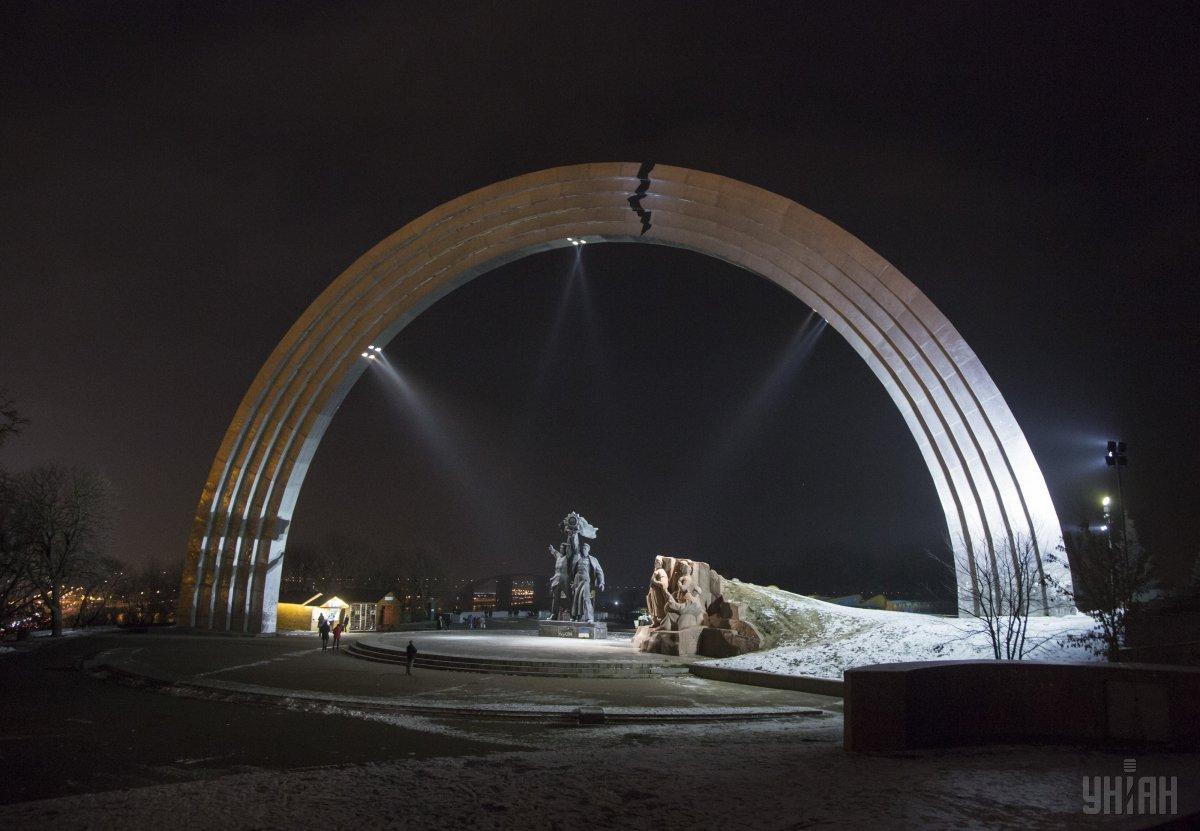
[633,555,762,658]
[547,511,605,623]
[646,556,672,627]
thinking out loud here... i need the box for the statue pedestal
[538,620,608,640]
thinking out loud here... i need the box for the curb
[689,663,844,698]
[85,659,833,725]
[348,639,692,679]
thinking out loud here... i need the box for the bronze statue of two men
[548,511,606,623]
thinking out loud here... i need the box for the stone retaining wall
[689,663,844,697]
[844,659,1200,751]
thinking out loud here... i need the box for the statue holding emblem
[547,511,605,623]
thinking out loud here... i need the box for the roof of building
[278,590,391,606]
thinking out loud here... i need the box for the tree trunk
[50,586,63,636]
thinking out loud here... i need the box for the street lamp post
[1105,440,1129,550]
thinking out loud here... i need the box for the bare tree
[0,471,39,631]
[0,395,37,631]
[71,555,125,628]
[1061,521,1154,661]
[0,389,28,450]
[935,534,1059,660]
[127,557,182,624]
[9,465,114,636]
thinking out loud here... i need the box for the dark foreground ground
[0,632,518,805]
[1,631,1197,830]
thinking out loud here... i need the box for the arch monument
[178,163,1073,633]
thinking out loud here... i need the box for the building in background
[276,592,390,632]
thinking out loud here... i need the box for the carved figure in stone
[646,556,671,627]
[673,562,696,605]
[631,554,762,659]
[665,582,705,630]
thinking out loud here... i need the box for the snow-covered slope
[712,580,1099,680]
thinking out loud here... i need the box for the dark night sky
[2,3,1197,594]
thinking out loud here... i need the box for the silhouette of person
[317,613,330,651]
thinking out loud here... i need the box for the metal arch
[178,163,1073,633]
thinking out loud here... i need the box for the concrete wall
[844,660,1200,751]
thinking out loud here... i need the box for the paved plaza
[3,630,1199,829]
[88,629,834,715]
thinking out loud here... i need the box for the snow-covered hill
[712,580,1100,680]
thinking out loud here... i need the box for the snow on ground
[29,626,117,638]
[1,626,117,653]
[710,582,1099,679]
[3,713,1187,830]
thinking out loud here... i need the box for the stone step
[347,641,690,678]
[349,644,683,678]
[352,639,651,669]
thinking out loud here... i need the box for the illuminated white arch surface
[179,163,1072,633]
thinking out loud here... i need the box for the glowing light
[1102,496,1111,507]
[369,351,513,537]
[1100,524,1108,532]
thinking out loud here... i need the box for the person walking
[405,640,417,675]
[318,614,330,652]
[332,617,344,651]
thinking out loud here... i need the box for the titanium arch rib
[179,163,1072,633]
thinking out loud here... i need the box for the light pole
[1105,440,1129,550]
